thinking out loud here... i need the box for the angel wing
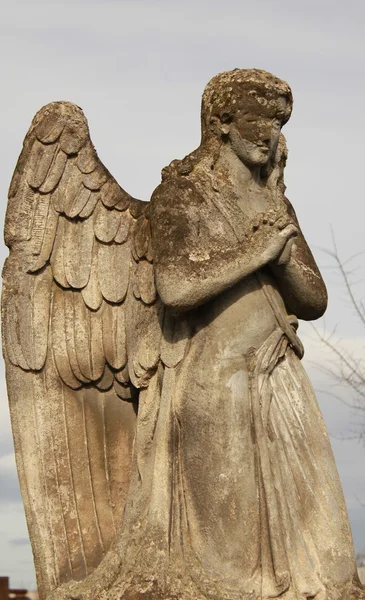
[2,102,164,598]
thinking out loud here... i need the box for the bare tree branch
[312,237,365,443]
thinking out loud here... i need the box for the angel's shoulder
[150,172,206,219]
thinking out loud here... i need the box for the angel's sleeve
[2,102,160,598]
[270,196,328,321]
[148,177,216,306]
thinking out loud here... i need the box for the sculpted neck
[215,143,264,189]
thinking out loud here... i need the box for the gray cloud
[0,436,17,458]
[9,538,31,547]
[0,480,22,504]
[0,462,23,505]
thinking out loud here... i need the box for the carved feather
[100,179,130,209]
[114,211,131,244]
[36,109,65,144]
[126,293,163,388]
[96,364,114,391]
[51,284,82,389]
[81,388,117,551]
[43,357,90,580]
[2,296,29,369]
[146,235,154,262]
[89,307,105,381]
[39,149,68,194]
[136,315,162,374]
[102,303,127,370]
[83,163,108,191]
[50,157,75,213]
[94,203,121,243]
[62,161,85,218]
[2,258,30,370]
[63,291,89,384]
[132,273,141,300]
[77,144,98,174]
[50,216,70,288]
[67,185,91,219]
[81,244,103,311]
[5,360,70,594]
[8,139,31,199]
[129,198,146,218]
[72,292,104,382]
[114,364,130,384]
[79,190,100,219]
[28,215,59,273]
[113,379,133,400]
[114,196,130,211]
[60,384,105,572]
[28,193,52,257]
[5,179,36,245]
[18,268,52,371]
[63,218,94,289]
[134,216,150,259]
[51,187,64,214]
[26,139,48,189]
[98,241,130,303]
[135,260,156,305]
[28,142,58,190]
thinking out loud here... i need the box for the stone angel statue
[2,69,364,600]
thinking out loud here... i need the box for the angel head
[201,68,293,170]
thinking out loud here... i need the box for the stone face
[2,70,364,600]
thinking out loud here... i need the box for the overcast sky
[1,0,365,591]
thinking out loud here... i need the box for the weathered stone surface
[2,70,364,600]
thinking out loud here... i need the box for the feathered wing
[2,102,162,598]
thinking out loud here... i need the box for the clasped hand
[249,209,298,266]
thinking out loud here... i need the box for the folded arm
[150,180,296,312]
[269,197,327,321]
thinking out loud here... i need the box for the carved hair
[201,68,293,142]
